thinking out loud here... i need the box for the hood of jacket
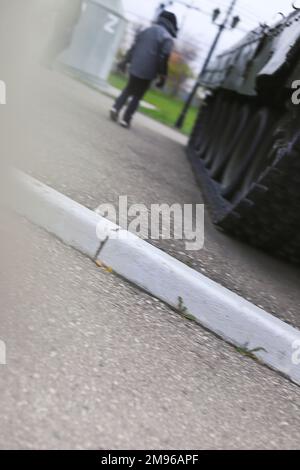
[157,16,178,38]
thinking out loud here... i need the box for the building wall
[60,0,127,85]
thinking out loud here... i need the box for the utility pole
[175,0,239,129]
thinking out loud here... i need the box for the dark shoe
[110,107,119,122]
[120,118,130,129]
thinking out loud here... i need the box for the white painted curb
[13,171,300,386]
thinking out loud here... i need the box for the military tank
[188,8,300,264]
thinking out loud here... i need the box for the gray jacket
[129,23,174,81]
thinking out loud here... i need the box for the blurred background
[107,0,294,133]
[0,0,296,136]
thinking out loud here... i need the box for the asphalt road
[18,68,300,330]
[1,218,300,450]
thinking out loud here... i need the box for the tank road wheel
[209,104,250,179]
[188,97,300,263]
[219,108,274,200]
[220,103,300,263]
[199,95,228,160]
[191,93,221,157]
[238,127,276,199]
[203,98,231,166]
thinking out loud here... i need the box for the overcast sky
[122,0,296,66]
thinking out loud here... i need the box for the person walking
[110,11,178,128]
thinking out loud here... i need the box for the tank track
[188,91,300,264]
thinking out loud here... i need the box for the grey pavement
[18,68,300,330]
[1,217,300,450]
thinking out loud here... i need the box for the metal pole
[175,0,238,129]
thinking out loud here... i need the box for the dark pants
[114,75,151,123]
